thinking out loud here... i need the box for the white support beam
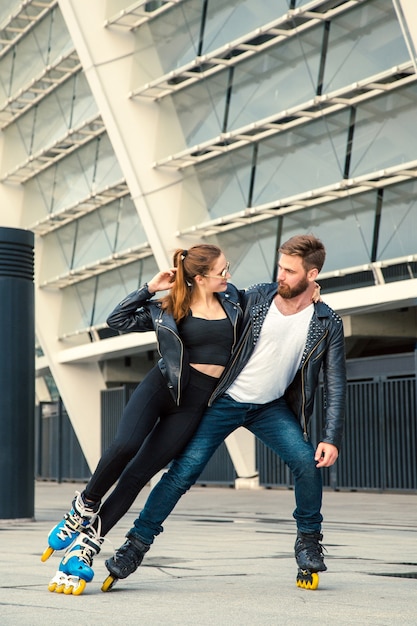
[394,0,417,73]
[34,236,105,471]
[225,429,259,489]
[57,329,157,364]
[58,0,203,270]
[324,279,417,317]
[35,0,212,468]
[104,0,185,29]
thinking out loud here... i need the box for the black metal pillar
[0,227,35,519]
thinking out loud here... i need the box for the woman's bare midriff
[190,363,225,378]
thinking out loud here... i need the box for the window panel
[134,1,201,78]
[253,111,349,205]
[58,256,159,336]
[196,148,253,218]
[144,0,285,76]
[279,194,377,272]
[92,136,124,189]
[228,27,322,130]
[60,278,95,334]
[323,0,409,93]
[351,85,417,177]
[24,135,123,217]
[168,7,323,146]
[0,50,13,104]
[212,191,378,288]
[111,197,146,253]
[65,201,144,269]
[173,72,229,146]
[23,8,71,68]
[70,212,116,268]
[38,197,144,283]
[0,2,21,24]
[40,8,74,63]
[209,219,281,288]
[377,181,417,261]
[39,223,76,284]
[201,0,287,55]
[91,257,159,327]
[0,9,72,104]
[11,73,98,156]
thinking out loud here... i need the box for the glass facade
[0,0,416,467]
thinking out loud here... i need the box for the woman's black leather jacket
[209,282,346,450]
[106,283,243,405]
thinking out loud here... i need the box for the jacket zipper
[226,301,241,354]
[157,297,240,406]
[156,321,185,406]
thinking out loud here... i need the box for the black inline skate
[101,532,150,592]
[294,531,327,590]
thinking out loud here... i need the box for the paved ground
[0,481,416,625]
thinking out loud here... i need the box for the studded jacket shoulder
[208,282,346,449]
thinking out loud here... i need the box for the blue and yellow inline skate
[41,491,100,562]
[48,518,103,595]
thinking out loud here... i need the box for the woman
[44,244,241,595]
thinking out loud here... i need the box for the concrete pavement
[0,481,416,625]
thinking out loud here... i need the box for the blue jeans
[130,395,323,544]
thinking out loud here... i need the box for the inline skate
[48,517,103,595]
[294,531,327,590]
[41,491,100,562]
[101,532,150,592]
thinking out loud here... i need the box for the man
[105,234,346,586]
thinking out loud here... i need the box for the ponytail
[160,244,222,322]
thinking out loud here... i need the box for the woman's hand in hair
[312,282,322,303]
[147,268,177,294]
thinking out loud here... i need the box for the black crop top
[179,314,233,366]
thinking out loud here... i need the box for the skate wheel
[48,571,68,592]
[64,578,86,596]
[101,575,117,592]
[296,570,319,590]
[41,546,54,562]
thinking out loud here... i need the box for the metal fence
[256,376,417,492]
[100,384,138,451]
[36,367,416,493]
[36,400,90,482]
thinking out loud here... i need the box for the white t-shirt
[227,302,314,404]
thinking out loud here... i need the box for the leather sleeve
[106,284,156,332]
[321,318,346,450]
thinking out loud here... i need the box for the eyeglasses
[204,261,230,279]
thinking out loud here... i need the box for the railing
[257,376,417,492]
[35,366,416,492]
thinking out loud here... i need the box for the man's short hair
[279,234,326,272]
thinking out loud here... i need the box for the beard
[278,276,309,299]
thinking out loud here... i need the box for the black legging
[84,365,217,536]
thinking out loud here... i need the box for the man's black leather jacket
[208,283,346,450]
[106,283,243,405]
